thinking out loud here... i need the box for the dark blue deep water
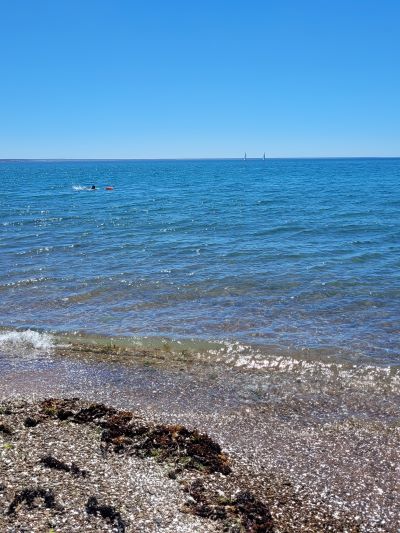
[1,159,399,365]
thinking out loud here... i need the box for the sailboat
[263,153,266,160]
[244,152,247,160]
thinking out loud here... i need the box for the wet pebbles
[0,398,272,532]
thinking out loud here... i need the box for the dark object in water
[7,487,61,515]
[91,185,96,190]
[40,455,87,477]
[86,496,126,532]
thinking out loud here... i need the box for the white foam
[72,185,88,191]
[0,330,55,353]
[200,341,400,393]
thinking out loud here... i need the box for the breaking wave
[0,329,55,354]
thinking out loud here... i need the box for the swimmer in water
[91,185,96,190]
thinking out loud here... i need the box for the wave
[0,277,51,291]
[0,329,55,353]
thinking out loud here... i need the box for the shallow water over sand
[0,332,398,424]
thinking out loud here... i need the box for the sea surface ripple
[1,158,399,366]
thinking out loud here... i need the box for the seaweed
[57,409,75,421]
[40,398,79,418]
[184,482,274,533]
[40,399,118,424]
[235,491,274,532]
[24,416,40,427]
[86,496,126,532]
[40,455,87,477]
[0,423,13,435]
[74,404,117,424]
[39,399,231,475]
[101,420,231,475]
[7,488,62,515]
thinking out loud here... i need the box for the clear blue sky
[1,0,399,158]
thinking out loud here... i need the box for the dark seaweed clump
[7,488,62,515]
[40,455,87,477]
[39,399,231,475]
[101,418,231,475]
[86,496,126,533]
[185,479,274,533]
[235,491,274,533]
[40,398,117,423]
[24,417,40,427]
[0,423,13,435]
[74,403,118,423]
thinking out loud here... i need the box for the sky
[0,0,399,158]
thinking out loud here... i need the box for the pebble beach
[0,341,398,532]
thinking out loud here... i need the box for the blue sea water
[1,158,399,366]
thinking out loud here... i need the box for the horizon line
[1,156,400,162]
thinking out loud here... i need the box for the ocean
[1,158,399,370]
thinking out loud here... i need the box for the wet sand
[0,345,399,531]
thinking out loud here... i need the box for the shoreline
[2,326,400,372]
[0,342,399,531]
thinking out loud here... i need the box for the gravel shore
[0,396,390,533]
[0,398,226,532]
[0,344,399,532]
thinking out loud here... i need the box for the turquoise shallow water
[1,158,399,365]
